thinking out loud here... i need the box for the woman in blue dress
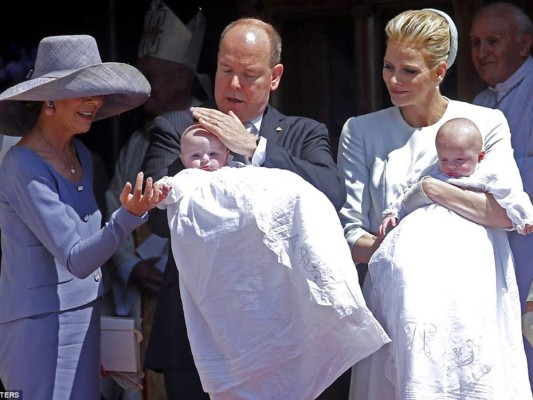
[0,35,167,400]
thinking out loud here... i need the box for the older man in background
[102,1,209,399]
[470,1,533,389]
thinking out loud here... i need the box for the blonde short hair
[385,10,451,69]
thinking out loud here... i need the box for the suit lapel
[230,106,285,162]
[258,106,285,143]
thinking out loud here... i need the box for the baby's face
[437,142,480,178]
[180,129,229,171]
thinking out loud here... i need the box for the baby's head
[180,123,230,171]
[435,118,485,178]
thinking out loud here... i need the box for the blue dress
[0,138,146,400]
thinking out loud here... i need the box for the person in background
[470,2,533,388]
[0,134,21,259]
[0,34,166,400]
[0,135,20,163]
[0,41,37,90]
[337,8,532,399]
[142,17,346,400]
[102,1,209,398]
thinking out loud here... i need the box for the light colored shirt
[246,114,267,166]
[474,56,533,196]
[0,135,20,164]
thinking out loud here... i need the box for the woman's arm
[351,178,513,265]
[352,233,383,265]
[422,177,512,228]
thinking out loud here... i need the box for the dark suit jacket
[142,104,346,370]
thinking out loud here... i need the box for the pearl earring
[45,100,55,116]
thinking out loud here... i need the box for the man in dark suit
[142,17,346,399]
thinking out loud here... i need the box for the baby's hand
[158,182,172,198]
[378,216,398,238]
[523,223,533,235]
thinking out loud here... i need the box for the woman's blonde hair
[385,10,451,69]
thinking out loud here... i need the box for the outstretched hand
[119,172,169,216]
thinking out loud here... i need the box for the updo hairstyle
[385,10,451,69]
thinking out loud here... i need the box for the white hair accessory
[423,8,458,68]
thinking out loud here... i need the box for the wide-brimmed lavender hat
[0,34,151,136]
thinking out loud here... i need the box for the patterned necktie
[245,122,258,136]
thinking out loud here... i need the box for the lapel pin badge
[275,127,282,132]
